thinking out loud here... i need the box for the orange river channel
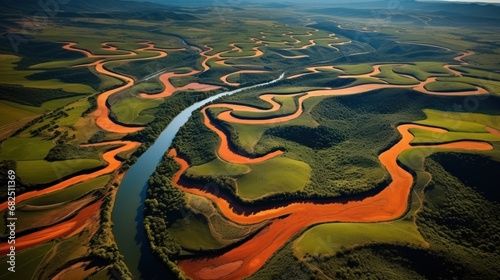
[174,123,492,279]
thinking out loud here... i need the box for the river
[112,73,284,279]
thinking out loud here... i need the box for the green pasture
[392,27,474,51]
[41,96,84,111]
[17,159,103,185]
[0,137,55,160]
[0,242,56,279]
[335,63,374,75]
[410,129,500,145]
[454,66,500,81]
[111,97,163,125]
[187,194,267,243]
[22,175,110,206]
[187,158,249,177]
[0,54,94,93]
[52,98,90,126]
[416,109,500,132]
[392,65,432,81]
[226,122,272,152]
[435,76,500,94]
[468,53,500,67]
[413,62,452,75]
[375,65,419,85]
[31,57,95,69]
[293,220,426,259]
[424,81,477,92]
[236,156,311,200]
[169,75,199,88]
[169,214,224,251]
[132,81,164,93]
[0,101,42,126]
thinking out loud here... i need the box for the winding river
[1,37,494,279]
[111,73,285,279]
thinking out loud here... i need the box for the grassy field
[17,159,103,185]
[111,97,163,125]
[22,175,110,206]
[187,194,268,244]
[0,54,94,93]
[0,101,43,126]
[375,65,419,85]
[168,214,224,251]
[0,242,56,279]
[0,137,55,160]
[416,109,499,132]
[392,65,432,81]
[293,220,427,259]
[436,76,500,94]
[330,63,373,75]
[187,158,249,177]
[424,81,477,92]
[410,110,500,144]
[237,156,311,200]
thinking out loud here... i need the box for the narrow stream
[112,73,284,279]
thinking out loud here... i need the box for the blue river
[112,73,284,279]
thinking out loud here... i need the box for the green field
[0,137,55,160]
[0,54,94,93]
[237,156,311,200]
[0,242,56,279]
[22,175,110,206]
[424,81,477,92]
[375,65,419,85]
[168,214,224,251]
[293,220,427,259]
[111,97,163,125]
[17,159,103,185]
[416,109,500,132]
[187,158,249,177]
[0,101,43,126]
[335,64,373,75]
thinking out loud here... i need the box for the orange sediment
[139,70,209,99]
[63,41,170,133]
[0,141,140,212]
[200,108,283,164]
[174,50,494,278]
[213,83,407,125]
[176,124,493,280]
[139,69,220,99]
[0,200,102,254]
[0,41,174,254]
[486,126,500,136]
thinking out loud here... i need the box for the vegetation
[17,159,103,186]
[110,97,163,125]
[425,80,478,92]
[265,125,345,149]
[1,1,499,279]
[22,175,110,206]
[293,220,426,259]
[143,155,188,279]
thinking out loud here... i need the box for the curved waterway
[112,73,284,279]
